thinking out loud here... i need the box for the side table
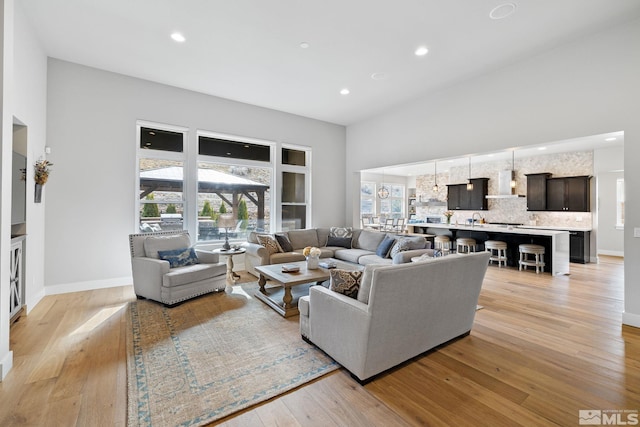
[213,247,246,292]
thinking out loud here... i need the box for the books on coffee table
[281,264,300,273]
[319,260,337,269]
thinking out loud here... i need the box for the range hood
[485,170,525,199]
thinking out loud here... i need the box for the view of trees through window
[137,123,303,244]
[196,162,272,241]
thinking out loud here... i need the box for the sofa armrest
[131,257,170,300]
[242,242,268,259]
[194,249,220,264]
[307,286,372,379]
[392,248,434,264]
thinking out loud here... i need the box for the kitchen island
[407,223,570,276]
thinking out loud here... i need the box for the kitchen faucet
[472,212,483,227]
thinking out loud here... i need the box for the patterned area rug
[126,283,338,427]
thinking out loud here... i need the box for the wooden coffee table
[255,259,362,317]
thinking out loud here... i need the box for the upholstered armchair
[129,230,227,306]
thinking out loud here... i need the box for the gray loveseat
[299,252,491,383]
[242,228,433,277]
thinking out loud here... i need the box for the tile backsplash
[414,150,593,228]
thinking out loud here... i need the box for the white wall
[0,0,48,380]
[45,59,346,292]
[346,19,640,327]
[0,0,14,380]
[13,1,47,312]
[594,146,625,256]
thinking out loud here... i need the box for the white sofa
[299,252,491,383]
[242,228,433,277]
[129,230,227,306]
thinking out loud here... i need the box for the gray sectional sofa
[299,251,491,382]
[242,228,433,277]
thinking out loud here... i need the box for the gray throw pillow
[390,238,411,258]
[275,234,293,252]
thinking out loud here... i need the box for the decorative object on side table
[33,159,53,203]
[218,213,236,250]
[302,246,321,269]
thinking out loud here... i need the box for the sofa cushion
[144,234,192,259]
[270,252,306,264]
[389,238,412,258]
[329,269,363,299]
[257,234,281,254]
[288,229,319,249]
[326,235,352,248]
[358,254,392,266]
[275,234,293,252]
[330,226,353,238]
[355,230,386,252]
[162,263,226,287]
[333,248,373,264]
[376,236,396,258]
[158,247,200,268]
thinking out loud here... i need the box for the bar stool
[485,240,507,267]
[456,237,476,254]
[434,235,452,252]
[518,244,545,273]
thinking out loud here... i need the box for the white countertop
[515,225,592,232]
[409,223,569,236]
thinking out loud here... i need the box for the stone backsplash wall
[414,151,593,228]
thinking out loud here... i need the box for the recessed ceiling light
[340,88,350,95]
[299,42,310,49]
[538,147,547,151]
[605,137,617,141]
[148,131,155,136]
[415,46,429,56]
[171,32,186,43]
[371,72,388,81]
[489,3,517,20]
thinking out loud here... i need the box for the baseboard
[0,350,13,381]
[45,276,132,296]
[622,311,640,329]
[597,250,624,257]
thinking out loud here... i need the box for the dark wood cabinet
[526,174,590,212]
[447,184,462,210]
[569,231,590,263]
[447,178,489,210]
[526,173,551,211]
[546,176,591,212]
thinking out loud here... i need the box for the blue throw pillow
[157,247,200,268]
[376,236,396,258]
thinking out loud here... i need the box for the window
[197,133,274,242]
[616,178,625,228]
[380,184,405,217]
[136,123,308,242]
[360,182,375,215]
[280,146,310,231]
[137,124,186,233]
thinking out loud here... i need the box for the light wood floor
[1,257,638,426]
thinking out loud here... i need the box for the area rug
[126,284,338,427]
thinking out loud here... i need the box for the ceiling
[364,131,624,176]
[20,1,640,126]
